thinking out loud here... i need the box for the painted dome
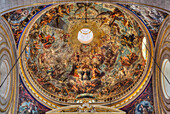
[19,3,153,108]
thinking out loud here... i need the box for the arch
[153,15,170,114]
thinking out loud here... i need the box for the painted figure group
[25,3,146,99]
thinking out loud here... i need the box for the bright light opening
[78,28,93,44]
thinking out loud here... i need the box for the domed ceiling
[18,3,153,108]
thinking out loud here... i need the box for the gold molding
[158,47,170,111]
[0,21,17,112]
[154,15,170,114]
[0,0,169,15]
[0,32,9,47]
[18,3,153,109]
[0,48,13,112]
[162,59,169,99]
[0,54,11,105]
[3,59,10,99]
[1,16,18,114]
[19,4,64,108]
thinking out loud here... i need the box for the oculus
[78,28,93,44]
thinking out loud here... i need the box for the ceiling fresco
[122,4,168,44]
[121,80,154,113]
[18,79,50,113]
[0,1,169,112]
[20,2,150,102]
[3,5,47,44]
